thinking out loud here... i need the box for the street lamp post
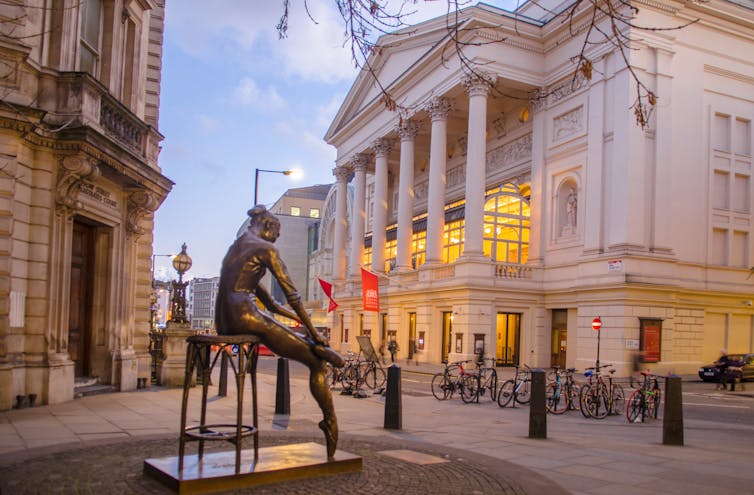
[253,168,295,206]
[170,243,193,324]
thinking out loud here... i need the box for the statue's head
[247,205,281,243]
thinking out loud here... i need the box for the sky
[153,1,517,281]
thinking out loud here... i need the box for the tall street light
[254,168,300,206]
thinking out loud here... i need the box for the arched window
[483,183,530,264]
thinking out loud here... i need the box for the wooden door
[69,222,94,377]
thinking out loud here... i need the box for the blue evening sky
[153,1,517,281]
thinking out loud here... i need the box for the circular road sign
[591,317,602,331]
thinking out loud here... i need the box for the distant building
[189,277,220,331]
[237,184,332,327]
[152,280,171,329]
[0,1,172,410]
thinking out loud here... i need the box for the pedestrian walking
[387,340,398,363]
[715,349,731,391]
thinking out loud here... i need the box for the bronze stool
[178,335,260,474]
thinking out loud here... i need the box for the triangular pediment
[325,3,533,143]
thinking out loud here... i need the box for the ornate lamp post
[170,243,192,324]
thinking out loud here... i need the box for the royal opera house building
[315,0,754,376]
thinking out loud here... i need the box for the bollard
[384,365,402,429]
[528,369,547,439]
[275,357,291,415]
[663,375,684,446]
[218,352,228,397]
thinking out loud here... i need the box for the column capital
[371,137,393,158]
[333,166,352,183]
[396,120,421,141]
[462,72,496,97]
[426,97,453,121]
[350,153,370,173]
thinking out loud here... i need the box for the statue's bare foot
[318,418,338,459]
[313,344,346,368]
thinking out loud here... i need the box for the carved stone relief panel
[553,106,585,143]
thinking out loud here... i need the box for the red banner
[360,268,380,312]
[317,278,338,312]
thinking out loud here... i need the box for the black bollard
[384,365,402,430]
[528,369,547,439]
[663,375,684,446]
[218,351,228,397]
[275,357,291,415]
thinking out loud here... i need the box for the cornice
[704,64,754,86]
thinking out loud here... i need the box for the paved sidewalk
[1,358,753,494]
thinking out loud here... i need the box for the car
[698,353,754,382]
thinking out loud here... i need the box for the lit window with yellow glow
[482,183,530,264]
[442,219,465,263]
[384,239,397,273]
[362,246,372,267]
[411,231,426,269]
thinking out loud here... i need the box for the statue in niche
[562,187,578,236]
[215,205,345,458]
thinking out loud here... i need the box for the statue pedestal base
[144,442,362,494]
[160,322,195,388]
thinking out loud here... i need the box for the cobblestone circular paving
[0,429,567,495]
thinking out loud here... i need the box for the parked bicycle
[358,358,386,390]
[431,360,474,400]
[626,370,661,423]
[545,366,581,414]
[579,364,624,419]
[460,357,498,404]
[497,364,532,407]
[326,351,356,389]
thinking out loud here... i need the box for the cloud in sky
[165,1,357,84]
[195,114,219,132]
[232,77,287,110]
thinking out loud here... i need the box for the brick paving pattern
[0,430,549,495]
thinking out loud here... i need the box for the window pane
[81,0,101,46]
[79,47,96,75]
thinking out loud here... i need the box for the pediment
[325,5,525,142]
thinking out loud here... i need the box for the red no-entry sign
[592,317,602,331]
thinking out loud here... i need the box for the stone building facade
[0,0,172,410]
[320,0,754,375]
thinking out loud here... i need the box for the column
[651,48,674,254]
[332,165,351,280]
[349,154,369,278]
[584,61,606,254]
[371,138,392,273]
[527,97,546,265]
[396,120,420,271]
[461,73,494,258]
[425,97,452,265]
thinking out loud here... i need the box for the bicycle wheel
[340,364,356,389]
[568,384,581,412]
[515,378,531,404]
[579,384,593,417]
[590,383,610,419]
[626,389,642,423]
[497,379,515,407]
[461,374,479,403]
[431,373,450,400]
[611,384,625,415]
[546,382,568,414]
[362,363,386,389]
[479,368,498,402]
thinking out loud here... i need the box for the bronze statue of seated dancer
[215,205,345,458]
